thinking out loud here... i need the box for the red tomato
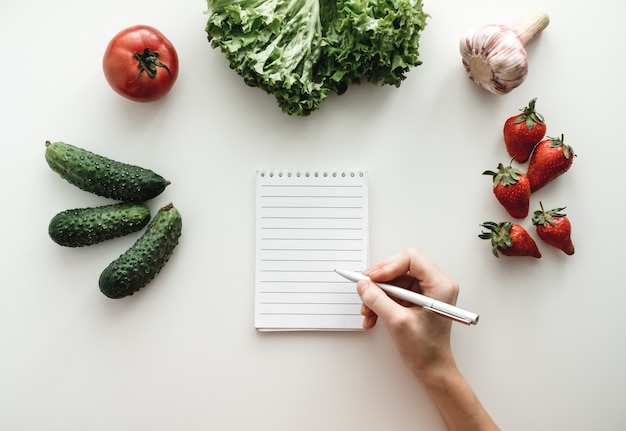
[102,25,179,102]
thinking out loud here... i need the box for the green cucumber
[99,203,182,299]
[45,141,170,202]
[49,203,151,247]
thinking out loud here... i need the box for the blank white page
[255,170,369,331]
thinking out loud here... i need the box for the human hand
[357,249,500,431]
[356,248,460,381]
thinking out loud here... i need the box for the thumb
[357,280,403,322]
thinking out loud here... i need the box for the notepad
[255,170,369,331]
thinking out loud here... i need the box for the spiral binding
[257,169,366,179]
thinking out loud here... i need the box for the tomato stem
[132,47,172,81]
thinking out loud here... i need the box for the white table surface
[2,1,625,430]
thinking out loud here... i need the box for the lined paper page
[255,170,369,331]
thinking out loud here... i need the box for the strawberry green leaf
[512,97,545,129]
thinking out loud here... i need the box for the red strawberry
[503,98,547,163]
[483,161,531,219]
[526,134,576,192]
[532,202,575,255]
[479,221,541,258]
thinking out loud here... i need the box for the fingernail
[356,280,368,295]
[366,267,382,278]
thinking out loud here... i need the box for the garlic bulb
[460,9,550,95]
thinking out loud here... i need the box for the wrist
[412,356,501,431]
[411,353,459,389]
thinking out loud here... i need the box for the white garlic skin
[460,24,528,95]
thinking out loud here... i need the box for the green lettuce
[206,0,429,116]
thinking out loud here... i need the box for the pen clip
[423,306,474,325]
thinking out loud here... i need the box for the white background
[1,0,624,430]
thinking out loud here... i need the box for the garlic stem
[512,8,550,46]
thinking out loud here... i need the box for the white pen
[334,269,479,326]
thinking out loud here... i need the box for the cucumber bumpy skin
[49,202,151,247]
[45,141,170,202]
[99,203,182,299]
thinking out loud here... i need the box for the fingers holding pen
[365,248,459,304]
[357,279,412,329]
[365,248,435,282]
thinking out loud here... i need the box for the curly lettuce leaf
[206,0,428,115]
